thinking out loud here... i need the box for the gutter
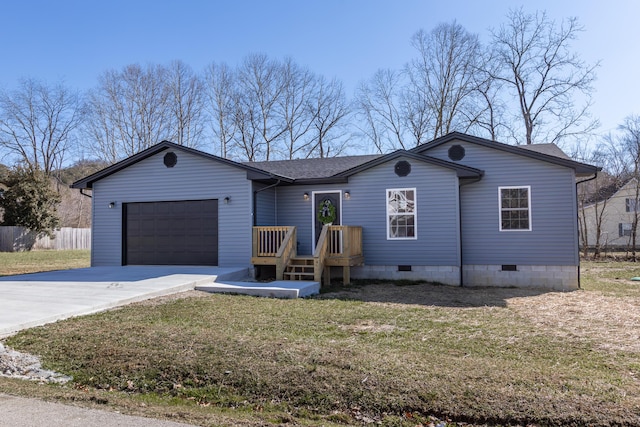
[253,177,281,226]
[575,171,599,289]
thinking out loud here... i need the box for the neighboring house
[71,132,599,291]
[580,178,640,248]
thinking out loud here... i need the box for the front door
[313,191,341,245]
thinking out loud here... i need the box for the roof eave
[289,177,350,185]
[413,132,602,174]
[71,141,291,189]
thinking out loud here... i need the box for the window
[499,186,531,231]
[626,198,640,212]
[387,188,416,239]
[620,223,633,237]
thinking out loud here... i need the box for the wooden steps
[283,257,315,281]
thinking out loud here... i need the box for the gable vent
[394,160,411,177]
[448,145,465,161]
[164,152,178,168]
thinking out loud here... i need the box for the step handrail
[313,225,330,283]
[275,227,297,280]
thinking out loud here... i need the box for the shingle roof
[244,155,381,180]
[518,143,571,160]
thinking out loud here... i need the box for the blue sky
[1,0,637,139]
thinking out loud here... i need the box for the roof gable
[583,177,637,206]
[412,132,600,176]
[71,141,277,189]
[334,150,484,179]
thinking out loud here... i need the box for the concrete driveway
[0,266,247,337]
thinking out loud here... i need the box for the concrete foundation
[350,264,579,291]
[351,265,460,286]
[462,264,579,291]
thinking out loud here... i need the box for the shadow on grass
[315,279,553,308]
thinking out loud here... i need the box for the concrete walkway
[0,266,320,338]
[0,266,247,338]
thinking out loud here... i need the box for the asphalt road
[0,393,197,427]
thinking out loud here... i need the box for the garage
[124,199,218,266]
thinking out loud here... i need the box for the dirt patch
[507,290,640,353]
[319,282,546,308]
[321,282,640,353]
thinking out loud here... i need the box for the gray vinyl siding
[91,150,253,267]
[276,186,334,255]
[275,156,460,265]
[422,140,579,266]
[253,183,276,226]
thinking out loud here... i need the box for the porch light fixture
[224,196,231,204]
[344,191,351,200]
[303,192,309,201]
[108,201,116,209]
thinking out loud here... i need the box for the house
[71,132,599,291]
[580,178,640,249]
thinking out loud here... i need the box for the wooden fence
[0,227,91,252]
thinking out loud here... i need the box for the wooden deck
[251,225,363,286]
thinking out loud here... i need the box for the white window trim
[498,186,532,232]
[386,187,417,240]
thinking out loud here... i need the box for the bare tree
[401,80,433,147]
[407,22,483,139]
[468,48,509,141]
[234,54,288,161]
[355,69,407,152]
[490,8,599,145]
[165,60,206,148]
[307,77,350,158]
[85,64,172,163]
[204,62,238,158]
[279,58,317,159]
[0,78,84,175]
[355,22,483,152]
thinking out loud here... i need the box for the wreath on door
[317,199,336,225]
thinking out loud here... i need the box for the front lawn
[0,249,90,276]
[1,261,639,426]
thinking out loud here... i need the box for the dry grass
[1,261,640,426]
[0,250,90,276]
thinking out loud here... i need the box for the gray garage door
[124,200,218,266]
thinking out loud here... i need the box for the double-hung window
[626,198,640,212]
[620,223,633,237]
[499,186,531,231]
[387,188,416,239]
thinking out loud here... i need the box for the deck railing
[252,225,363,284]
[252,226,296,279]
[325,225,362,259]
[252,226,293,257]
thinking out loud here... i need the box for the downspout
[575,171,599,289]
[253,177,281,226]
[458,175,483,287]
[79,188,92,198]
